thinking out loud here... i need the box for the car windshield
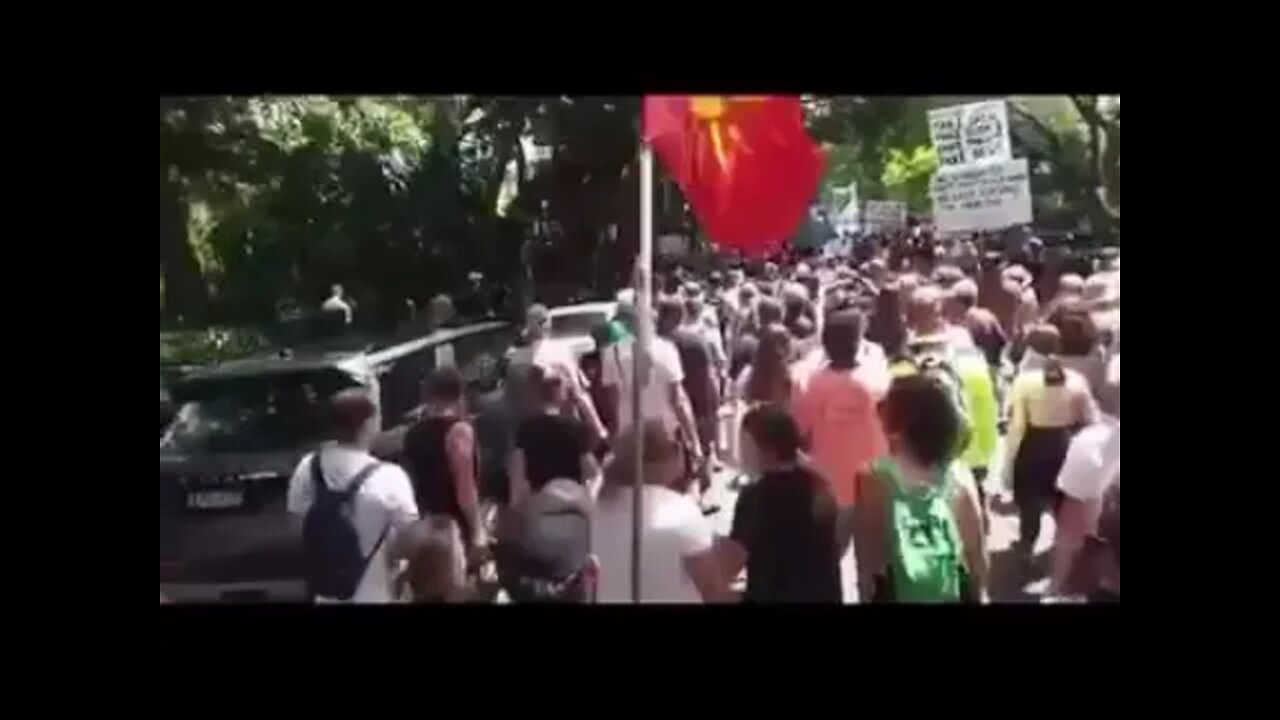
[162,369,361,454]
[549,311,610,339]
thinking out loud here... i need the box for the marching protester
[1062,479,1120,603]
[1003,326,1097,556]
[600,295,705,476]
[866,282,907,361]
[735,323,796,407]
[1002,265,1042,363]
[592,421,724,603]
[582,320,622,436]
[1050,352,1119,594]
[716,404,843,603]
[661,296,722,509]
[945,278,1007,373]
[791,309,887,554]
[507,364,602,505]
[1043,299,1108,402]
[906,284,975,351]
[729,323,795,466]
[402,367,488,567]
[853,375,987,603]
[755,295,785,332]
[496,478,597,603]
[508,303,608,446]
[289,389,419,603]
[392,516,471,603]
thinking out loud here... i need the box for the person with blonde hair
[393,516,470,603]
[1003,327,1097,555]
[507,364,601,506]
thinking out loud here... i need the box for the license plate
[186,490,244,510]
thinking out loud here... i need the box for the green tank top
[876,458,967,603]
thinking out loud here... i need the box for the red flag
[643,95,824,257]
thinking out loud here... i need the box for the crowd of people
[283,227,1121,604]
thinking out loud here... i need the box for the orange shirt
[791,368,888,506]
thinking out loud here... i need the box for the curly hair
[880,374,962,467]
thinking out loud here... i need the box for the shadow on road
[988,547,1050,603]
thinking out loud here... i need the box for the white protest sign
[928,100,1012,168]
[864,200,907,231]
[833,182,860,234]
[930,157,1032,233]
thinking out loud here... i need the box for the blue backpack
[302,455,386,601]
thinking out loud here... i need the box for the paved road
[702,435,1057,604]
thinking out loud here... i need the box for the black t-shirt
[516,412,589,492]
[730,333,759,382]
[730,466,842,603]
[671,327,716,417]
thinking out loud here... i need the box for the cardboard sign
[928,100,1012,168]
[930,158,1032,233]
[864,200,907,231]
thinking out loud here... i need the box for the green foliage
[161,94,1120,341]
[881,144,939,212]
[1008,95,1120,240]
[160,95,646,332]
[805,96,933,205]
[807,95,1119,239]
[160,327,272,366]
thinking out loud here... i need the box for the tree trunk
[1070,95,1120,237]
[159,175,209,326]
[513,139,534,310]
[1013,100,1118,242]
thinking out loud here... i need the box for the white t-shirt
[507,338,587,390]
[601,337,684,432]
[855,340,891,401]
[321,296,353,324]
[1057,417,1120,501]
[287,445,419,603]
[592,485,713,603]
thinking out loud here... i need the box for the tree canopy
[161,94,1118,332]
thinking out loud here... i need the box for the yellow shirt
[1002,368,1098,485]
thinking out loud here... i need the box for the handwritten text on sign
[928,101,1011,168]
[863,200,907,230]
[930,158,1032,232]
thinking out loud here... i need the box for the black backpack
[302,455,387,601]
[495,480,592,603]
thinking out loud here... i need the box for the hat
[499,479,591,584]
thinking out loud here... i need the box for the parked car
[158,320,515,602]
[160,363,200,437]
[544,301,618,359]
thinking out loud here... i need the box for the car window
[550,312,610,339]
[453,325,517,386]
[164,369,361,454]
[379,345,437,428]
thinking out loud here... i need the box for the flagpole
[632,142,654,604]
